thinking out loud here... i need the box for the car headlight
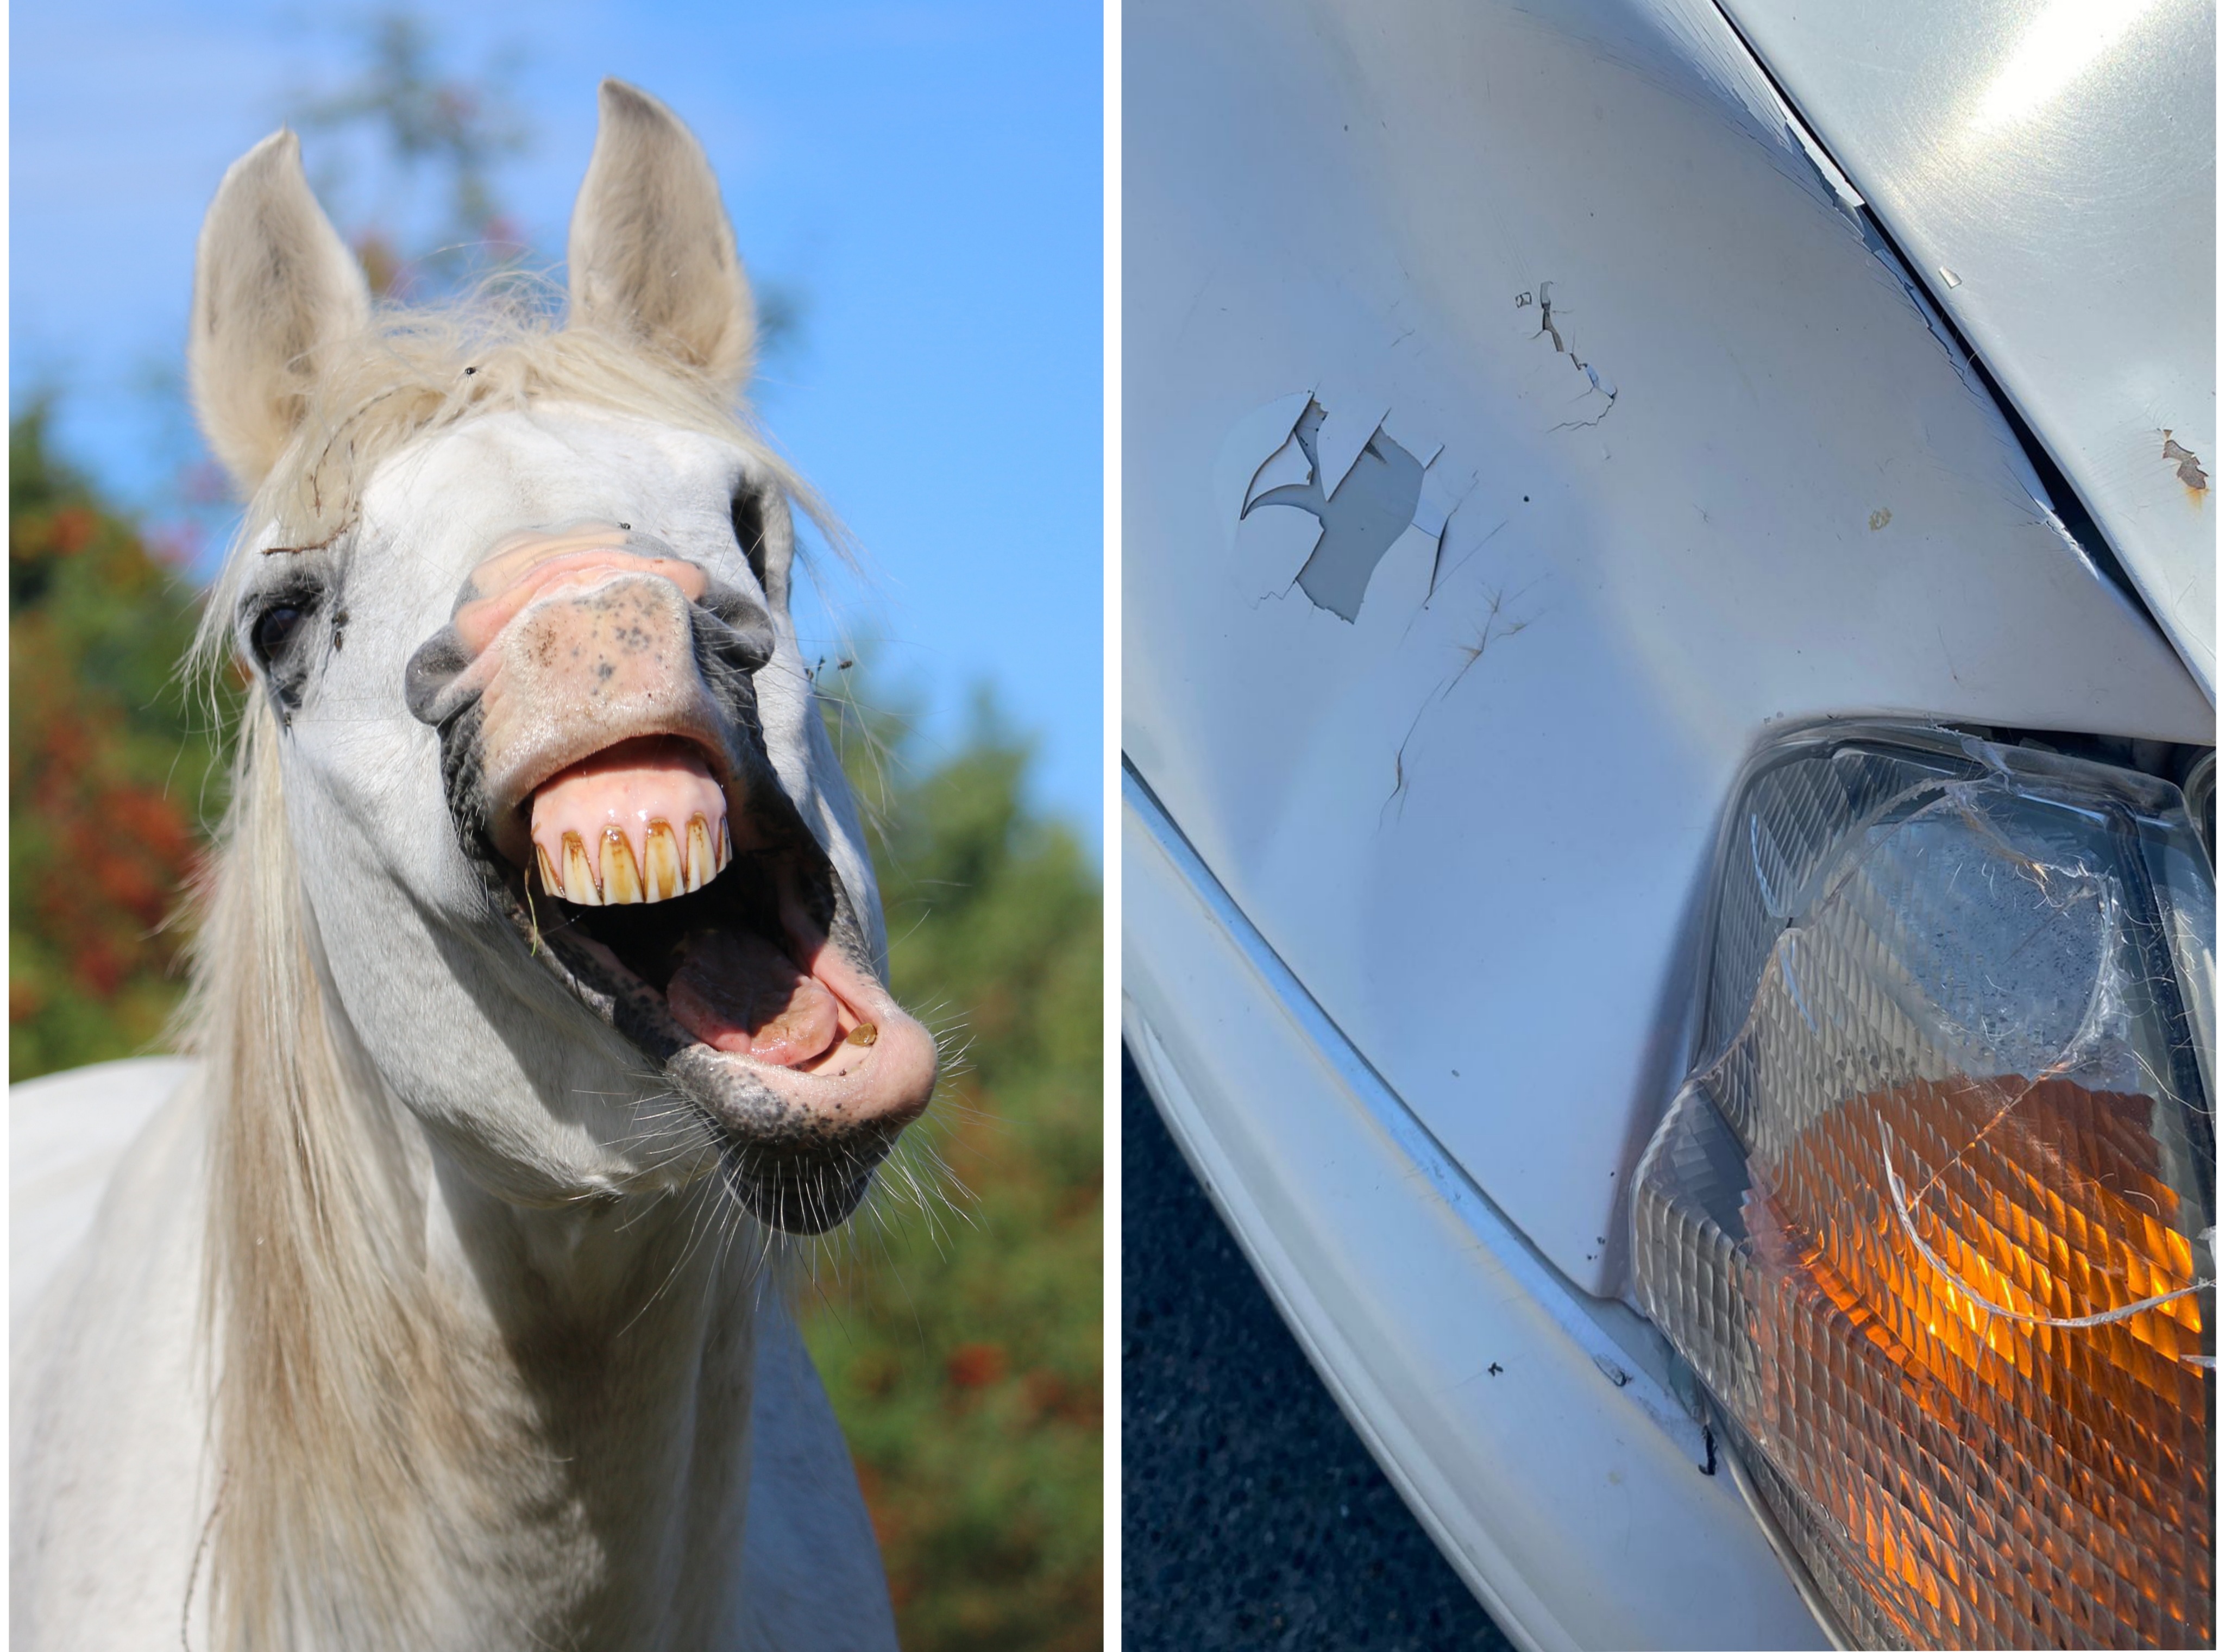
[1631,723,2214,1650]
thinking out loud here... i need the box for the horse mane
[174,286,820,1646]
[178,694,512,1645]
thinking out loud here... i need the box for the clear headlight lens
[1631,724,2214,1650]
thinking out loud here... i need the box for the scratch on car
[1520,281,1619,431]
[1744,98,1997,419]
[1418,517,1509,617]
[2161,430,2208,495]
[1382,582,1542,820]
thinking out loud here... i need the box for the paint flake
[2161,430,2208,493]
[1234,397,1448,623]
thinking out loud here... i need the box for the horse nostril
[695,601,778,677]
[404,626,474,726]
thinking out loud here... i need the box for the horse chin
[490,781,937,1237]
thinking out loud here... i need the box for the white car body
[1121,1,2214,1646]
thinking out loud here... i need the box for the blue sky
[11,1,1104,850]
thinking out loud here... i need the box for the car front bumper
[1123,762,1834,1652]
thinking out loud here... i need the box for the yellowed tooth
[716,815,732,872]
[686,815,714,893]
[602,827,643,904]
[644,819,683,902]
[845,1022,878,1048]
[561,831,601,906]
[536,843,562,899]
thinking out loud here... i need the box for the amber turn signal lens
[1743,1076,2207,1647]
[1632,726,2214,1650]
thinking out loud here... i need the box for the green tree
[809,684,1104,1650]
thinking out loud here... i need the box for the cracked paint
[1221,394,1456,623]
[1520,282,1619,430]
[1384,581,1541,820]
[1311,395,1397,501]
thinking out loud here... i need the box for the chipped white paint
[1221,394,1465,622]
[1311,393,1395,500]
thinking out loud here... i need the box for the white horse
[12,82,940,1651]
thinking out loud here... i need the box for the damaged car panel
[1712,0,2217,695]
[1122,0,2213,1316]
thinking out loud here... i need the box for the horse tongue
[667,929,842,1067]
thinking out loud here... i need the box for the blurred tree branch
[291,11,531,297]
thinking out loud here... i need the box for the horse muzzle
[404,525,938,1233]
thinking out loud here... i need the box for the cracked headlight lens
[1631,724,2214,1650]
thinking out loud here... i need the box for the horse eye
[731,489,768,590]
[252,604,307,663]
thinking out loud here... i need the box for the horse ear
[567,80,754,394]
[189,130,372,494]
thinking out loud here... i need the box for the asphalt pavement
[1122,1051,1516,1650]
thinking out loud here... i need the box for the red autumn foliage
[946,1342,1010,1391]
[10,411,227,1076]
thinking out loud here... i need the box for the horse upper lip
[449,537,711,658]
[457,569,746,868]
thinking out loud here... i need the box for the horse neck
[198,707,769,1648]
[413,1115,771,1644]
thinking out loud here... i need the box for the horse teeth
[644,820,684,901]
[602,827,643,904]
[686,815,714,893]
[561,831,602,905]
[531,808,726,907]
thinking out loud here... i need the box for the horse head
[189,80,936,1238]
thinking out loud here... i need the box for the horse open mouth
[495,733,938,1233]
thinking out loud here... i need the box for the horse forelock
[188,278,851,695]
